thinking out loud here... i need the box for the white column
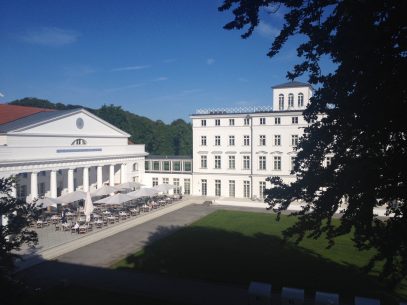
[109,164,115,186]
[30,171,38,201]
[68,169,74,193]
[83,167,89,192]
[97,166,103,189]
[50,170,57,198]
[120,163,127,184]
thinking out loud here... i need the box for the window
[244,117,250,125]
[215,136,221,146]
[201,155,207,168]
[275,117,281,125]
[288,93,294,108]
[243,181,251,198]
[173,161,181,171]
[229,180,235,197]
[152,177,158,187]
[292,117,298,124]
[243,135,250,146]
[228,155,235,169]
[215,119,220,126]
[71,138,87,145]
[40,171,46,177]
[326,157,332,167]
[201,179,207,196]
[145,161,150,171]
[274,156,281,170]
[259,156,267,170]
[229,135,235,146]
[291,135,299,147]
[201,119,206,127]
[133,163,138,171]
[184,179,191,195]
[215,180,221,196]
[163,161,170,171]
[173,178,180,194]
[291,156,296,172]
[260,117,266,125]
[215,155,221,169]
[259,181,266,199]
[153,161,160,171]
[184,161,192,172]
[278,94,284,110]
[229,118,235,126]
[243,156,250,170]
[274,135,281,146]
[298,93,304,107]
[16,184,27,199]
[259,135,266,146]
[201,136,207,146]
[163,178,169,184]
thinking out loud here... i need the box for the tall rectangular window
[292,117,298,124]
[201,136,207,146]
[259,135,266,146]
[16,184,27,199]
[152,177,158,187]
[260,117,266,125]
[244,117,250,125]
[38,182,45,196]
[259,156,266,170]
[173,178,180,194]
[229,135,235,146]
[215,119,220,126]
[243,135,250,146]
[184,161,192,172]
[201,155,207,168]
[145,161,150,171]
[133,163,138,171]
[153,161,160,171]
[229,180,235,197]
[184,179,191,195]
[274,135,281,146]
[291,135,299,147]
[291,156,296,172]
[243,156,250,170]
[163,178,169,184]
[215,155,221,169]
[274,156,281,171]
[163,161,170,171]
[259,181,266,199]
[243,181,251,198]
[173,161,181,171]
[275,117,281,125]
[326,157,332,167]
[215,136,221,146]
[201,179,207,196]
[201,120,206,127]
[228,155,235,169]
[215,180,221,196]
[229,119,235,126]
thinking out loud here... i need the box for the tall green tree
[220,0,406,285]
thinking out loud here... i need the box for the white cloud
[0,92,4,98]
[256,21,280,39]
[112,65,151,72]
[21,27,79,47]
[206,58,215,65]
[153,77,168,82]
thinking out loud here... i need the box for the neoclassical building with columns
[0,105,147,202]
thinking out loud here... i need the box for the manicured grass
[113,210,406,304]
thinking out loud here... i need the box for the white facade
[190,81,313,199]
[0,108,147,202]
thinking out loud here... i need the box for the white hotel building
[0,81,311,204]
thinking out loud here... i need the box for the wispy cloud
[63,65,95,77]
[256,21,280,39]
[206,58,215,65]
[0,92,4,98]
[163,58,176,63]
[153,77,168,82]
[20,27,79,47]
[112,65,151,72]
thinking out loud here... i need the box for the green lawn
[113,210,406,304]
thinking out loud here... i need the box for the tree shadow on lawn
[116,225,405,305]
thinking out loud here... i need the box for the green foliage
[220,0,407,285]
[9,99,192,156]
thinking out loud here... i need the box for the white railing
[195,105,273,115]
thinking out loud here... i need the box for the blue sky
[0,0,311,123]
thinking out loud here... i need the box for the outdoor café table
[102,211,111,215]
[62,223,71,231]
[78,225,88,234]
[142,204,150,212]
[107,216,116,224]
[158,200,166,206]
[95,220,103,228]
[36,220,44,228]
[130,208,139,216]
[78,216,86,222]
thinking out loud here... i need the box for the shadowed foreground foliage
[114,210,406,305]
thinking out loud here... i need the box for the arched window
[278,94,284,110]
[133,163,138,171]
[288,93,294,108]
[71,138,87,145]
[298,93,304,107]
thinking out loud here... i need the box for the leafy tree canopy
[220,0,406,286]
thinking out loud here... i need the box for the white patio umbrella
[56,190,87,204]
[153,183,176,193]
[35,196,61,209]
[94,193,136,205]
[127,187,158,198]
[83,191,94,222]
[116,181,145,191]
[91,185,118,197]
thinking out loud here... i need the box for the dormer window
[71,138,87,145]
[288,93,294,108]
[298,93,304,107]
[278,94,284,110]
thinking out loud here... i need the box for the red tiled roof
[0,104,55,125]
